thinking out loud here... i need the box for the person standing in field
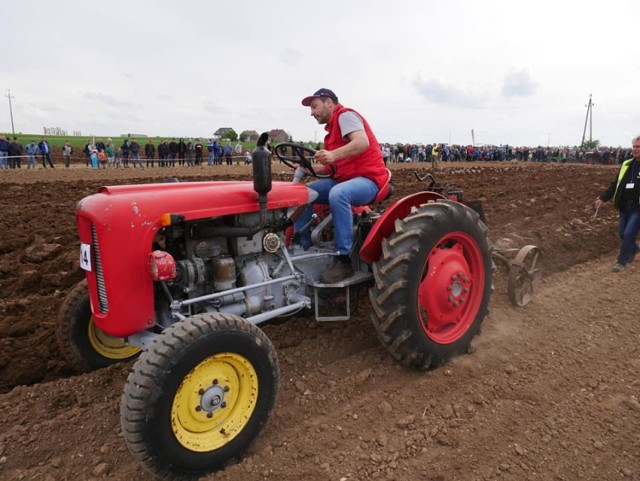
[130,138,143,168]
[177,138,187,166]
[214,141,222,165]
[186,140,194,166]
[8,137,23,168]
[25,140,38,169]
[38,137,54,168]
[121,139,130,167]
[158,140,169,167]
[0,135,8,169]
[595,135,640,272]
[168,138,178,167]
[145,138,156,167]
[207,138,214,165]
[224,143,233,165]
[234,141,243,164]
[98,149,108,168]
[106,138,115,167]
[194,138,203,165]
[114,147,123,168]
[83,141,91,166]
[62,140,73,168]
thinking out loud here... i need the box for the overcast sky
[2,0,639,147]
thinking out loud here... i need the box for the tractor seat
[351,169,393,216]
[371,169,393,204]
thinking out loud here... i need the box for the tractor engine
[157,207,296,325]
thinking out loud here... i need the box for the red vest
[324,104,387,190]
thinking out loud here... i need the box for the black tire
[56,279,141,372]
[120,312,279,481]
[370,200,492,369]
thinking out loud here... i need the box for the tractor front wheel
[56,279,141,372]
[370,200,493,369]
[120,312,279,480]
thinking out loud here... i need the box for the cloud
[501,67,538,97]
[202,101,229,115]
[413,75,487,108]
[82,91,131,107]
[278,48,303,67]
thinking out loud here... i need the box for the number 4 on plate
[80,243,92,271]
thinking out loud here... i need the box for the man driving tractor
[295,88,388,282]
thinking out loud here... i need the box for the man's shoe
[320,261,354,283]
[612,262,626,273]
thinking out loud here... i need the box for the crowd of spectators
[381,143,633,165]
[0,136,252,170]
[0,135,633,170]
[75,137,251,169]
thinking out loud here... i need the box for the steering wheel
[274,142,331,178]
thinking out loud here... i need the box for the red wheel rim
[418,231,485,344]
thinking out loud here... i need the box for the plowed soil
[1,160,639,481]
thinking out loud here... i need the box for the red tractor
[57,139,492,480]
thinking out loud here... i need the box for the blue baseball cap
[301,88,339,106]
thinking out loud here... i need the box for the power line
[5,89,15,136]
[581,94,594,145]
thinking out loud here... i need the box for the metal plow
[492,244,543,306]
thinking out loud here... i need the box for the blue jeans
[294,177,379,255]
[617,203,640,265]
[0,151,7,169]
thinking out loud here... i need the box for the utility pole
[5,89,15,136]
[581,94,594,145]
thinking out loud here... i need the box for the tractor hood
[77,180,313,224]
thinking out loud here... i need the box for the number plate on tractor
[80,243,92,271]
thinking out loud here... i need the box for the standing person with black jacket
[595,135,640,272]
[8,137,23,168]
[121,139,130,167]
[194,138,203,165]
[130,138,143,168]
[145,139,156,167]
[95,138,106,152]
[178,138,187,166]
[158,140,169,167]
[83,141,91,166]
[168,138,178,167]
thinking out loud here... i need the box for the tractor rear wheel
[370,200,492,369]
[56,279,141,372]
[120,312,279,481]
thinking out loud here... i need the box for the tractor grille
[91,223,109,313]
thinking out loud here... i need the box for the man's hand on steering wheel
[274,142,332,178]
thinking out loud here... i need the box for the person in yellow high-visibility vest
[431,143,439,169]
[595,135,640,272]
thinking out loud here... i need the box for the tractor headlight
[148,250,177,281]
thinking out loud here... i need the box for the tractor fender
[359,191,446,263]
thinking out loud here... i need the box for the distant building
[268,129,290,143]
[123,133,148,138]
[240,130,260,142]
[213,128,235,140]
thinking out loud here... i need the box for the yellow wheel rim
[171,353,259,452]
[87,318,141,359]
